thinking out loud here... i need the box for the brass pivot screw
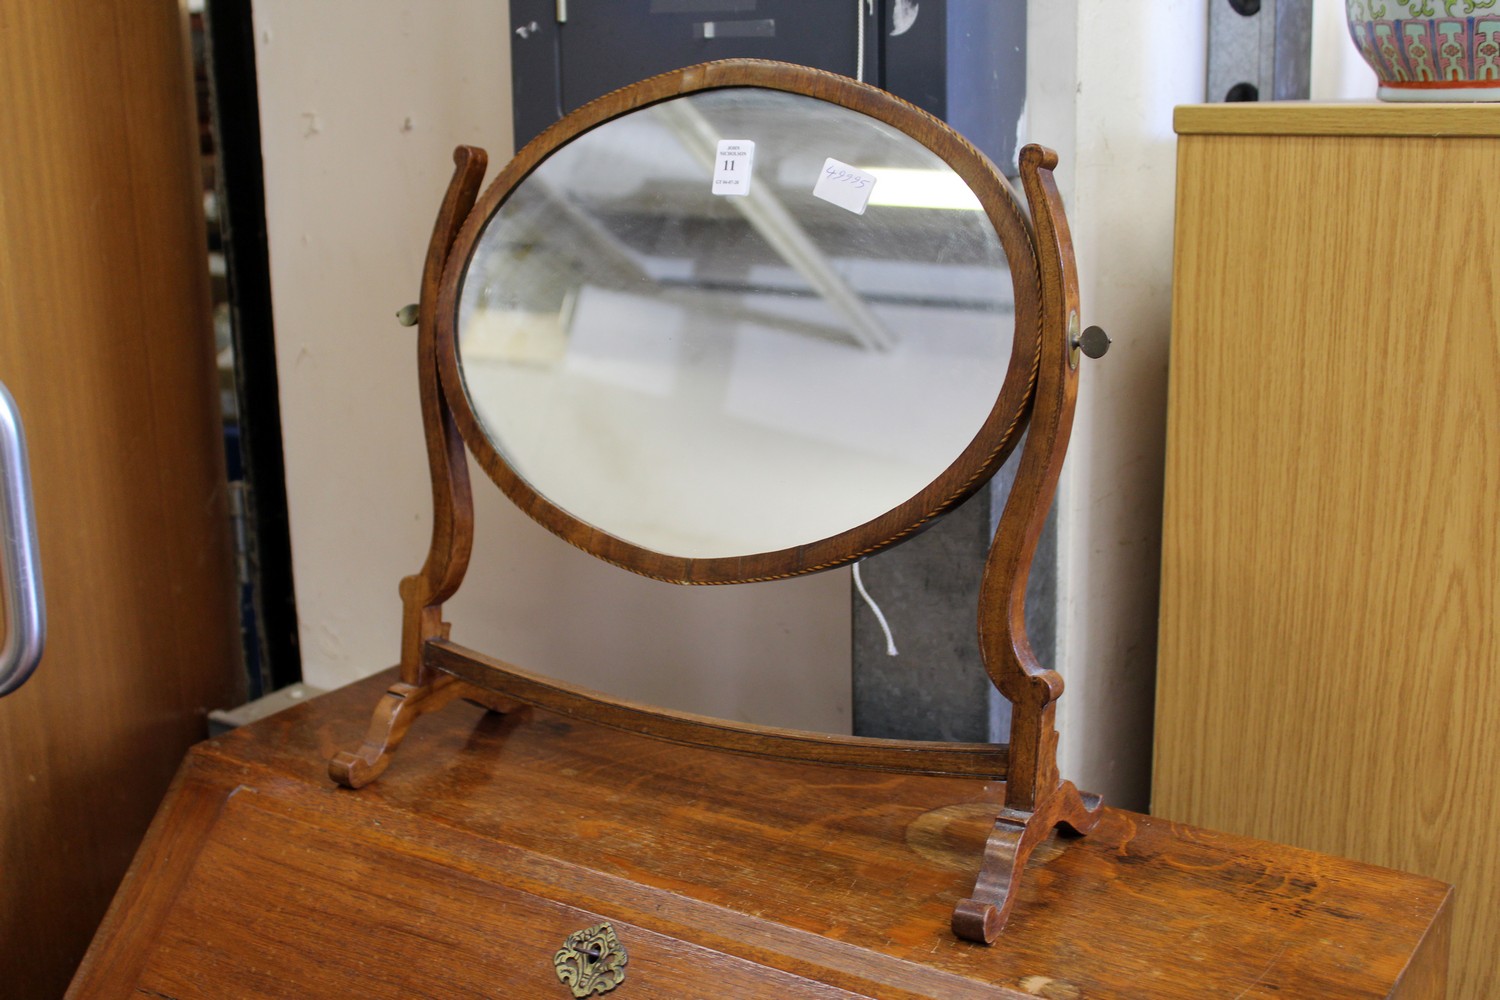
[395,303,419,327]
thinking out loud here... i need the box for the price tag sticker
[812,157,877,215]
[711,139,755,196]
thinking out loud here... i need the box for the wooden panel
[73,671,1449,998]
[1175,100,1500,136]
[1156,109,1499,1000]
[0,1,242,995]
[137,794,869,999]
[428,639,1009,777]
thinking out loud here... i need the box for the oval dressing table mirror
[330,59,1105,946]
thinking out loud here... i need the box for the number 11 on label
[712,139,755,197]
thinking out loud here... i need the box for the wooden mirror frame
[437,63,1039,585]
[329,59,1101,945]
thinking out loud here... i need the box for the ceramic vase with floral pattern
[1347,0,1500,100]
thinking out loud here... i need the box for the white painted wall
[253,0,852,733]
[1029,0,1374,811]
[1022,0,1206,812]
[1312,0,1378,99]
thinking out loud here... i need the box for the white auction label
[711,139,755,196]
[812,157,876,215]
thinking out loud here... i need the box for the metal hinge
[1207,0,1312,102]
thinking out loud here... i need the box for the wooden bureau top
[1176,100,1500,137]
[70,670,1451,998]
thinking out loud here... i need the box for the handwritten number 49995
[824,166,869,189]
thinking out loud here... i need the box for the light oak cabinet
[1154,102,1500,1000]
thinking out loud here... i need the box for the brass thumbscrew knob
[1075,325,1110,359]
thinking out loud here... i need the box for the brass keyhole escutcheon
[554,922,628,997]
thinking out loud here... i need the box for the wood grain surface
[1156,104,1498,1000]
[429,639,1009,776]
[1175,100,1500,136]
[72,670,1448,998]
[0,2,242,996]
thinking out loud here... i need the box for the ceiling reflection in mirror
[456,88,1014,560]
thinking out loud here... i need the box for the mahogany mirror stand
[326,60,1103,945]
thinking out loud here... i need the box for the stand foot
[952,781,1103,944]
[329,676,466,789]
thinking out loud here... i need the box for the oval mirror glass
[454,87,1016,562]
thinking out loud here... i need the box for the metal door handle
[0,381,44,697]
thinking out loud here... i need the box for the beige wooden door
[0,3,243,995]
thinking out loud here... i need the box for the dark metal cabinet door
[511,0,879,147]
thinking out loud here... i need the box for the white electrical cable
[852,561,898,657]
[855,0,870,82]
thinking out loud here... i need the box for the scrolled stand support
[329,674,466,788]
[951,783,1103,943]
[330,145,491,790]
[951,144,1105,944]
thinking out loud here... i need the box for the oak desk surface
[70,670,1449,999]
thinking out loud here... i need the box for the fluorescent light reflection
[861,167,984,211]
